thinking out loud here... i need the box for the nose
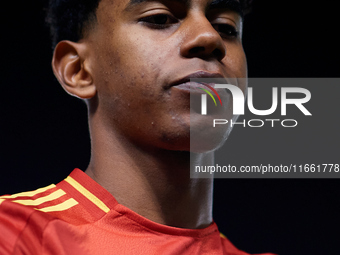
[180,15,227,62]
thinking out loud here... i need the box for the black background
[1,1,339,254]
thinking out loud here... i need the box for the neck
[85,111,215,229]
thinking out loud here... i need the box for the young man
[0,0,275,254]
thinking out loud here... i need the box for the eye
[139,14,178,29]
[212,24,239,38]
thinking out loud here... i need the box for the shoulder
[0,169,113,254]
[0,185,59,254]
[0,181,91,255]
[0,169,110,226]
[1,183,65,211]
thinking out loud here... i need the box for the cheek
[90,37,169,121]
[224,44,247,77]
[101,41,162,85]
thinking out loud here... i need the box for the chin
[173,114,231,153]
[189,113,233,153]
[153,111,232,153]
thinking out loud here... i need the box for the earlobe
[52,40,96,99]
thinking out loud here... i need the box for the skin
[52,0,247,229]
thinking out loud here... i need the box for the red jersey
[0,169,275,255]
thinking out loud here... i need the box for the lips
[169,71,228,93]
[170,71,225,88]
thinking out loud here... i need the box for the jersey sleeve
[0,198,51,254]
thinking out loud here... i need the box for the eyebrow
[124,0,189,11]
[128,0,188,4]
[208,0,243,17]
[124,0,243,17]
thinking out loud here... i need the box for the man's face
[85,0,247,151]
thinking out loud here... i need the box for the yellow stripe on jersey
[0,199,4,205]
[65,176,110,213]
[220,232,227,239]
[0,184,56,199]
[37,198,78,213]
[12,189,66,206]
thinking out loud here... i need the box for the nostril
[212,48,225,60]
[186,46,225,60]
[189,46,205,55]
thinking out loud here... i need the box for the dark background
[1,0,339,254]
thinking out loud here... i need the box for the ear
[52,40,96,99]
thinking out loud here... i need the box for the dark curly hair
[46,0,253,49]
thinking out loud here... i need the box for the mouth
[169,71,228,93]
